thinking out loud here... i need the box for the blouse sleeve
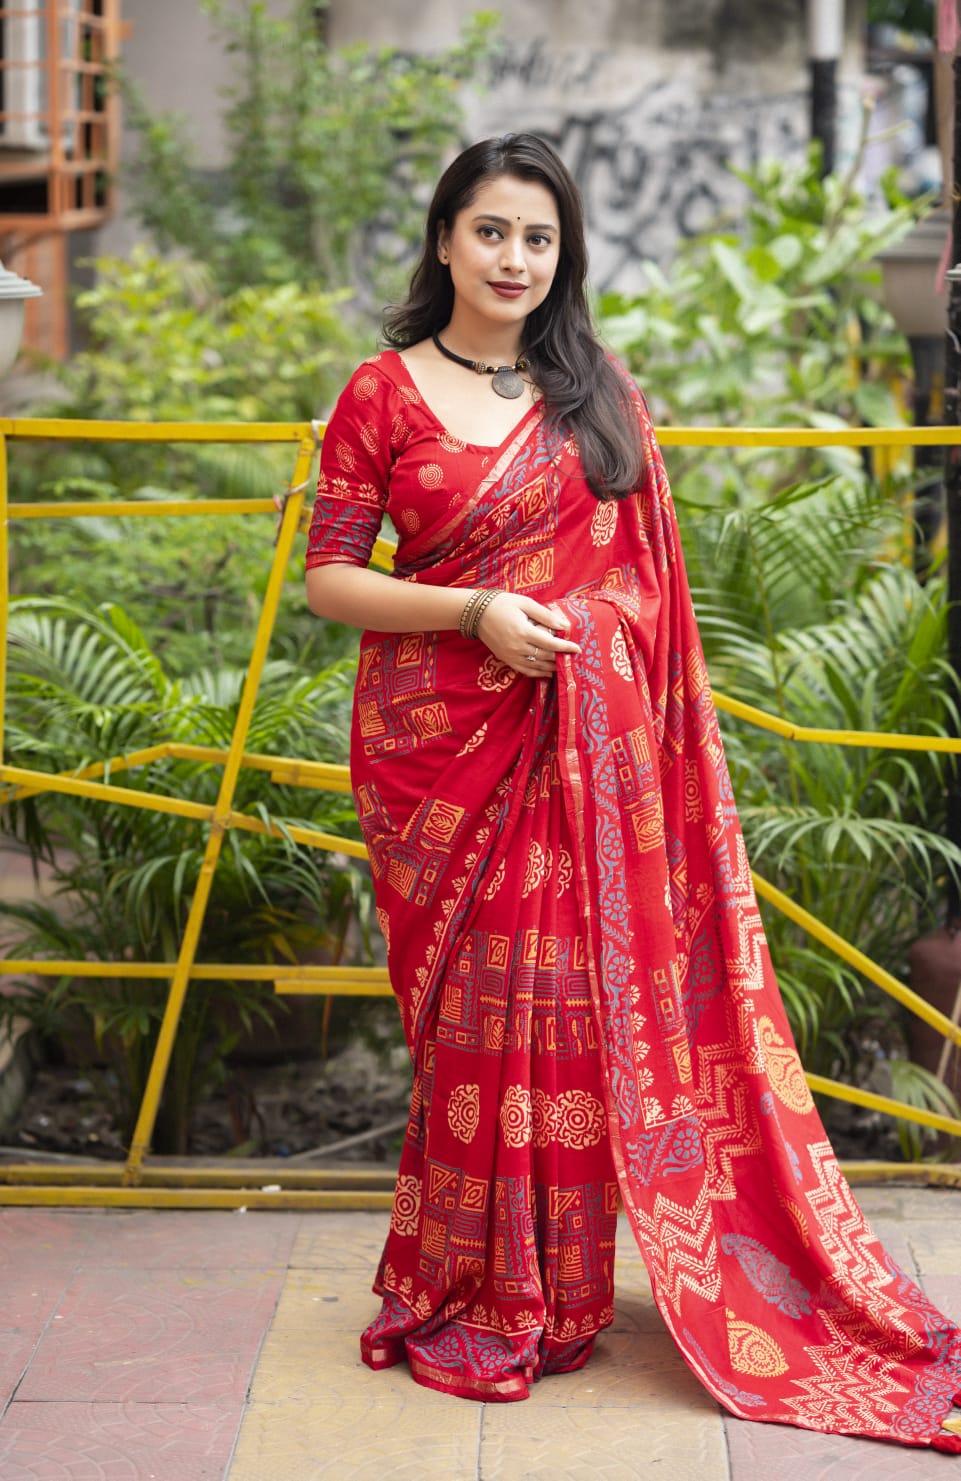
[305,361,401,571]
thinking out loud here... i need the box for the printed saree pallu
[306,353,961,1448]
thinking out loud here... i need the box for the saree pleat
[359,682,619,1398]
[308,353,961,1447]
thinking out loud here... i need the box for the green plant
[600,147,926,500]
[889,1056,958,1160]
[705,490,961,1062]
[0,597,370,1153]
[867,0,933,32]
[116,2,498,301]
[3,246,369,1138]
[57,249,356,424]
[8,248,365,674]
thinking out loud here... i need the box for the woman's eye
[529,234,551,248]
[478,226,501,240]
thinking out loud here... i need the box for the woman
[305,134,961,1448]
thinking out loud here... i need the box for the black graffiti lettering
[533,83,808,288]
[486,40,607,94]
[350,47,808,299]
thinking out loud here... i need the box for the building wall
[330,0,866,292]
[96,0,294,261]
[330,0,813,69]
[97,1,865,291]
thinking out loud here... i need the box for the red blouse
[305,352,527,573]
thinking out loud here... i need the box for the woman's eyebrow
[471,213,558,232]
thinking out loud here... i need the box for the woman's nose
[499,234,525,272]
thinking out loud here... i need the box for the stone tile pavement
[0,1184,960,1478]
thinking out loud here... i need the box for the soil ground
[4,1037,413,1163]
[3,1032,921,1167]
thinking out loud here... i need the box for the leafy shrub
[9,249,363,673]
[59,249,356,423]
[117,1,499,303]
[1,598,368,1152]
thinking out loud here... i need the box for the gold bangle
[467,588,503,639]
[460,587,503,639]
[458,589,485,638]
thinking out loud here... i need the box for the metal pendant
[491,366,525,400]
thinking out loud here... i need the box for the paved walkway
[1,1184,960,1479]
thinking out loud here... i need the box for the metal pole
[810,59,838,176]
[942,53,961,921]
[808,0,843,176]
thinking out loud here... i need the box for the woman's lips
[488,282,527,299]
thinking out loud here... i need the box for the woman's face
[438,173,561,337]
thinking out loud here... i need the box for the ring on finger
[528,650,539,662]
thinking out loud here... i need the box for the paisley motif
[726,1308,789,1377]
[590,499,617,546]
[758,1016,815,1115]
[720,1234,812,1318]
[611,628,633,681]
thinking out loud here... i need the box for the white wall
[97,0,294,261]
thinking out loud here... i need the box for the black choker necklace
[432,333,528,400]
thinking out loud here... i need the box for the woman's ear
[437,223,450,265]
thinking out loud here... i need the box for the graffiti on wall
[543,91,806,290]
[359,43,809,303]
[477,49,808,292]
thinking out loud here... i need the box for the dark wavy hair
[383,133,644,501]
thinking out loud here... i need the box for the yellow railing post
[0,431,7,760]
[122,438,314,1183]
[750,872,961,1050]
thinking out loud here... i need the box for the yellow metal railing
[0,417,959,1210]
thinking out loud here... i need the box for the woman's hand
[475,593,580,678]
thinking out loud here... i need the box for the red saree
[306,352,961,1449]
